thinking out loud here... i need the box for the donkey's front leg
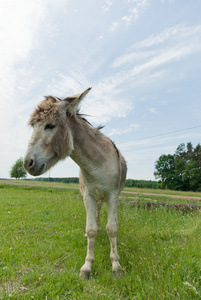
[96,199,103,232]
[79,194,97,280]
[106,195,124,277]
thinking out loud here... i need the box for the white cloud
[0,0,66,69]
[0,1,66,80]
[108,123,140,137]
[46,72,91,97]
[103,0,113,13]
[0,1,39,67]
[113,50,156,68]
[0,0,67,177]
[109,21,120,32]
[113,25,201,69]
[119,133,201,152]
[41,72,132,124]
[109,24,201,92]
[109,0,149,32]
[84,82,133,124]
[0,0,67,109]
[6,21,199,134]
[42,24,201,127]
[110,46,194,89]
[130,25,201,50]
[148,108,158,114]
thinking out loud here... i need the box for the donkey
[24,88,127,279]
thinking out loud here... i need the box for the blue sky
[1,0,201,180]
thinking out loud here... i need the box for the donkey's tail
[111,140,127,192]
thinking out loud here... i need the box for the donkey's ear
[58,87,92,115]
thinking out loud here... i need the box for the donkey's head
[24,88,91,176]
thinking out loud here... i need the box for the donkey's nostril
[29,159,34,169]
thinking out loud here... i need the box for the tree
[10,157,27,180]
[183,160,199,191]
[186,142,193,161]
[154,154,175,189]
[154,142,201,191]
[193,143,201,168]
[174,144,187,190]
[175,143,186,159]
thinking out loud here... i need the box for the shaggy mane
[29,96,60,126]
[29,96,104,132]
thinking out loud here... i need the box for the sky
[1,0,201,180]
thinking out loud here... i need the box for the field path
[2,181,201,201]
[122,191,201,201]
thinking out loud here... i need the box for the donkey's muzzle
[24,154,46,176]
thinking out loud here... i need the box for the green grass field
[0,182,201,299]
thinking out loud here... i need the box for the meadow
[0,182,201,299]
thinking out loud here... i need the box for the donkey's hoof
[113,268,124,278]
[79,270,91,280]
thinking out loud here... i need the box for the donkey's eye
[44,124,55,130]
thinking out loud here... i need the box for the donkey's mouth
[25,160,46,176]
[27,163,46,176]
[37,163,46,175]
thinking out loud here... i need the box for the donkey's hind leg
[79,193,97,280]
[106,194,124,277]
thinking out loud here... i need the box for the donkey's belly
[80,167,119,200]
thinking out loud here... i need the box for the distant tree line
[154,142,201,191]
[125,179,162,189]
[26,177,161,189]
[27,177,79,184]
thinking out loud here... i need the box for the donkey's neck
[69,117,107,172]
